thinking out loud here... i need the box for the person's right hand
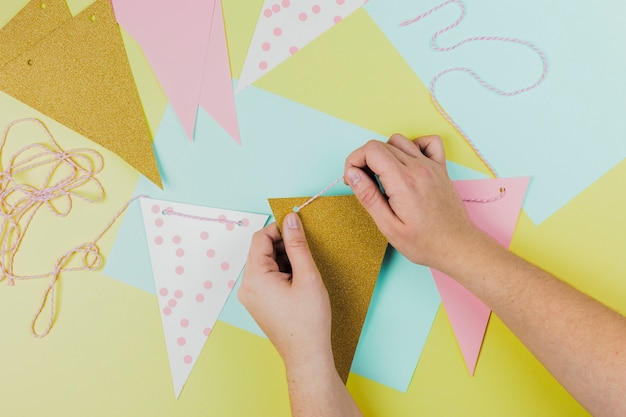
[344,134,481,272]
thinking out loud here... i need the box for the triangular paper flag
[0,0,71,68]
[199,0,241,144]
[431,177,529,375]
[112,0,240,143]
[0,0,161,187]
[269,195,387,382]
[140,197,268,398]
[236,0,367,93]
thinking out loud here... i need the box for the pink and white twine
[400,0,548,176]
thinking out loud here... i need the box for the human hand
[344,134,480,271]
[238,213,334,372]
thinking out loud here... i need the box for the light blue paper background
[365,0,626,223]
[105,85,485,392]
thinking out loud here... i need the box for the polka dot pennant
[140,197,269,398]
[235,0,367,92]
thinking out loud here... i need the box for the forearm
[284,358,363,417]
[442,230,626,417]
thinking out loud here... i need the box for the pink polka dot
[163,306,172,316]
[218,214,227,223]
[155,218,164,227]
[226,222,235,231]
[259,61,268,70]
[227,280,235,289]
[273,27,282,36]
[200,231,209,240]
[281,0,290,7]
[180,318,189,328]
[271,4,280,12]
[177,337,186,346]
[159,288,168,297]
[172,235,182,244]
[261,42,271,51]
[151,204,160,213]
[221,262,230,271]
[176,248,185,257]
[174,289,183,299]
[336,0,345,4]
[206,249,215,258]
[298,12,307,21]
[333,15,342,24]
[154,236,164,245]
[289,46,298,55]
[175,265,184,275]
[184,355,193,364]
[204,280,213,290]
[196,294,205,303]
[168,298,177,308]
[312,4,321,13]
[203,327,212,337]
[241,218,250,227]
[165,206,173,213]
[263,8,272,17]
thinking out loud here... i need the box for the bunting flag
[112,0,240,143]
[236,0,366,92]
[269,195,387,382]
[431,177,529,375]
[0,0,161,187]
[140,197,268,398]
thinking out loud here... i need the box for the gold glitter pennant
[269,195,388,382]
[0,0,161,187]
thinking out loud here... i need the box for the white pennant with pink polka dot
[140,198,268,398]
[235,0,367,92]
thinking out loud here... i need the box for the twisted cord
[400,0,548,176]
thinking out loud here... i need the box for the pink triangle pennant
[236,0,367,93]
[199,0,241,144]
[431,177,529,375]
[140,198,268,398]
[112,0,239,142]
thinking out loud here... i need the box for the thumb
[282,213,320,281]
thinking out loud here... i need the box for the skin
[239,134,626,417]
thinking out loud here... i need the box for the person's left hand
[239,213,334,372]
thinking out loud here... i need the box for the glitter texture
[269,195,388,382]
[0,0,161,187]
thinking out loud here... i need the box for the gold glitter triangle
[269,195,388,382]
[0,0,161,187]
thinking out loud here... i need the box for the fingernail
[346,169,361,187]
[286,213,299,229]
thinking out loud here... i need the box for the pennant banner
[140,197,268,398]
[0,0,161,187]
[112,0,240,143]
[236,0,367,92]
[432,177,529,375]
[269,195,387,382]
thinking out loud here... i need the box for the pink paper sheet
[432,177,529,375]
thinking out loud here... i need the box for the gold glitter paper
[269,195,388,382]
[0,0,71,68]
[0,0,162,187]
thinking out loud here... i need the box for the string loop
[0,118,141,337]
[401,0,549,177]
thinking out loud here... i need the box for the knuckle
[287,236,309,252]
[358,184,381,209]
[364,139,384,153]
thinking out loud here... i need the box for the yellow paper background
[1,0,624,416]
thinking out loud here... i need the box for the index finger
[247,223,282,268]
[344,140,404,178]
